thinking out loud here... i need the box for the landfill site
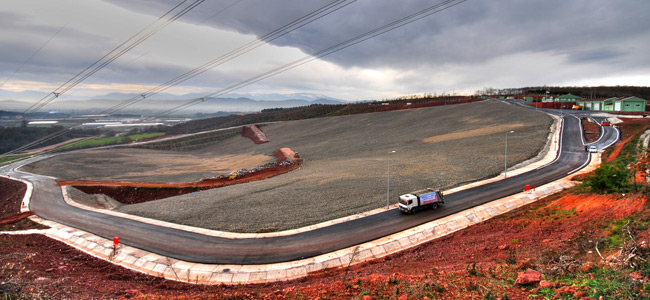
[23,101,553,232]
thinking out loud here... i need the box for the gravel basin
[109,101,552,232]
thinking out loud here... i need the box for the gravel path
[112,101,553,232]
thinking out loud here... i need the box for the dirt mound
[241,125,269,144]
[0,177,48,231]
[274,147,298,163]
[0,211,34,225]
[581,117,601,143]
[0,177,27,219]
[66,186,122,209]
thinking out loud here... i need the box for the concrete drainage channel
[6,115,600,284]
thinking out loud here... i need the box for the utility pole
[387,150,396,209]
[505,131,514,178]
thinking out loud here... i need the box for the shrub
[583,164,631,194]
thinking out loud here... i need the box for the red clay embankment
[241,125,269,144]
[58,148,303,204]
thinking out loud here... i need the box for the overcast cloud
[1,0,648,105]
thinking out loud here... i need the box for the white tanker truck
[398,188,444,214]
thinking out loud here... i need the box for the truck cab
[398,194,419,213]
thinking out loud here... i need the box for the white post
[505,131,514,178]
[387,150,396,209]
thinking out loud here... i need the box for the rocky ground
[117,101,551,232]
[22,101,553,233]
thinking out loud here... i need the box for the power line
[19,0,204,117]
[0,0,355,157]
[154,0,468,117]
[1,0,353,156]
[1,0,467,158]
[0,24,67,89]
[0,0,205,154]
[198,0,245,25]
[100,0,357,115]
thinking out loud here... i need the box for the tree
[585,164,632,194]
[630,147,650,191]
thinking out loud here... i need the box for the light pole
[505,131,514,178]
[387,150,396,209]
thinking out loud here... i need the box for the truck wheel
[431,203,438,210]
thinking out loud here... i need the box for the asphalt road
[2,104,619,264]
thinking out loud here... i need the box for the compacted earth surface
[23,101,554,232]
[2,116,650,299]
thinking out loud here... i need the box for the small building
[555,94,581,102]
[576,98,608,111]
[613,96,646,112]
[576,96,646,112]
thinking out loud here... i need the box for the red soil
[581,118,601,143]
[606,134,634,163]
[273,147,297,163]
[4,117,650,298]
[0,177,48,231]
[62,161,303,204]
[241,125,269,144]
[0,211,34,226]
[2,180,647,299]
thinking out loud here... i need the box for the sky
[0,0,649,105]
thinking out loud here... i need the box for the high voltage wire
[0,24,67,89]
[153,0,468,117]
[0,0,354,157]
[1,0,467,158]
[101,0,357,115]
[0,0,204,155]
[18,0,203,118]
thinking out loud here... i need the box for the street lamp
[387,150,396,209]
[505,131,514,178]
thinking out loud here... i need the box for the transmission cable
[0,0,204,155]
[153,0,467,117]
[1,0,465,158]
[2,0,352,155]
[20,0,203,117]
[100,0,356,115]
[0,24,67,89]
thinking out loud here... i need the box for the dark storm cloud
[0,10,124,83]
[103,0,650,72]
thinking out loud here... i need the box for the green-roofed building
[614,96,646,112]
[576,96,646,112]
[554,93,581,102]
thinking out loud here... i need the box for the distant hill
[0,97,346,115]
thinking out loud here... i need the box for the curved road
[2,106,619,264]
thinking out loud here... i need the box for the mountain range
[0,90,346,115]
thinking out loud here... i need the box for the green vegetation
[528,287,556,299]
[583,164,632,193]
[0,153,33,166]
[0,126,101,154]
[580,135,640,194]
[553,266,645,299]
[59,132,165,150]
